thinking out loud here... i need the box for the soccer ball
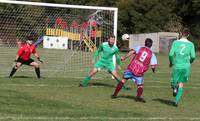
[122,34,130,41]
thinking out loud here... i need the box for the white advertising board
[43,36,68,49]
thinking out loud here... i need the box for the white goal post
[0,0,118,78]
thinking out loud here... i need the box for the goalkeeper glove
[152,68,155,73]
[37,57,43,63]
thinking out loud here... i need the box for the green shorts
[171,67,190,85]
[94,60,115,72]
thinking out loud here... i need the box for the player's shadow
[117,95,139,102]
[11,76,34,78]
[10,76,45,79]
[89,82,115,88]
[152,98,174,106]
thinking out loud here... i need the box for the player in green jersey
[169,29,196,107]
[79,34,129,90]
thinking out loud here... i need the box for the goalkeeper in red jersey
[111,38,157,102]
[9,39,43,78]
[79,34,129,90]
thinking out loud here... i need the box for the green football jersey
[169,38,195,68]
[93,42,120,65]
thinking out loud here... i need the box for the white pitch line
[0,116,200,120]
[0,84,200,89]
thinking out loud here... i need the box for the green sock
[81,76,91,86]
[175,87,183,103]
[121,80,129,90]
[122,84,129,90]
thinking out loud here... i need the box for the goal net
[0,0,118,78]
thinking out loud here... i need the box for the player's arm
[114,49,121,70]
[32,48,43,63]
[121,49,136,61]
[34,52,43,63]
[169,42,175,67]
[92,44,103,63]
[115,50,120,65]
[121,47,140,61]
[15,55,20,62]
[33,35,43,47]
[33,52,39,58]
[15,47,24,61]
[190,43,196,64]
[150,53,157,73]
[17,39,22,49]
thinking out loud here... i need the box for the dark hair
[27,32,38,41]
[181,29,190,37]
[109,34,115,38]
[145,38,153,48]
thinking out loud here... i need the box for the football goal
[0,0,118,78]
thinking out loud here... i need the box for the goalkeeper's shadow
[9,76,34,78]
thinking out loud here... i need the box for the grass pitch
[0,47,200,121]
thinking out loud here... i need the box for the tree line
[34,0,200,50]
[2,0,200,50]
[32,0,199,38]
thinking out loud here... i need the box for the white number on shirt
[139,51,148,62]
[180,44,186,55]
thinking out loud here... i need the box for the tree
[176,0,200,39]
[20,0,200,48]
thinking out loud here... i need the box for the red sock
[112,82,123,96]
[137,86,143,97]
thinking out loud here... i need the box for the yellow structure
[46,28,101,40]
[46,28,99,52]
[83,34,97,52]
[46,28,81,40]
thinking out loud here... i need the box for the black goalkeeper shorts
[17,58,34,65]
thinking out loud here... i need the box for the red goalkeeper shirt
[17,43,36,60]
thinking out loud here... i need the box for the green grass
[0,47,200,121]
